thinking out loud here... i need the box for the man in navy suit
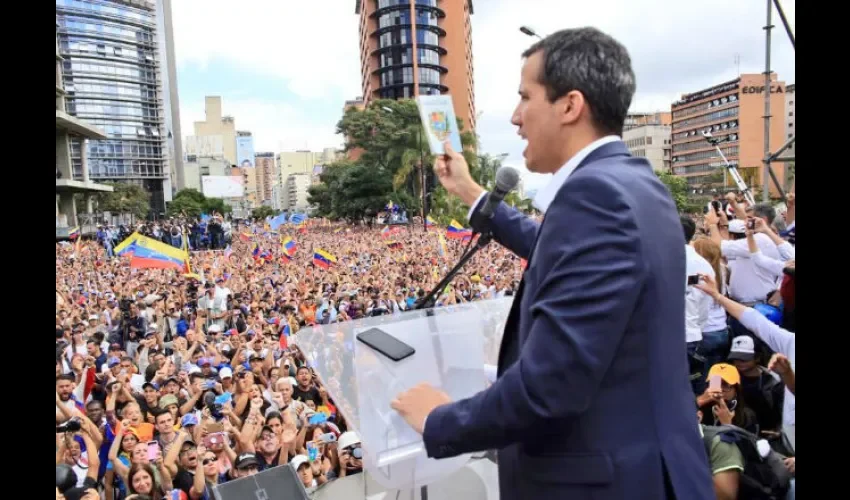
[391,28,715,499]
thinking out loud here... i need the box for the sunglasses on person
[203,456,218,465]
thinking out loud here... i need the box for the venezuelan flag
[281,237,297,256]
[446,219,472,240]
[114,232,142,256]
[129,236,189,271]
[386,240,403,250]
[425,216,437,229]
[281,252,292,263]
[252,243,261,258]
[313,249,337,270]
[437,232,449,260]
[239,232,253,242]
[68,226,81,240]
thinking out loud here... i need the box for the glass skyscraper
[56,0,183,217]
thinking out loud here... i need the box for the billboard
[184,135,223,158]
[236,136,255,168]
[202,175,244,198]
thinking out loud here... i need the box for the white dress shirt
[685,245,714,343]
[467,135,621,220]
[722,234,782,303]
[739,308,795,449]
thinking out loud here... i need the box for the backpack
[702,424,791,500]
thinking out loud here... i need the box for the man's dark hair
[154,409,172,423]
[91,331,105,344]
[680,216,696,243]
[296,366,310,375]
[522,27,636,136]
[752,203,776,224]
[57,373,76,384]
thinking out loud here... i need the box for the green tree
[167,188,206,217]
[334,99,477,220]
[251,206,277,220]
[655,170,689,213]
[96,182,150,219]
[167,188,233,218]
[203,197,232,216]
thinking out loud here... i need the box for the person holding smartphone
[696,364,759,434]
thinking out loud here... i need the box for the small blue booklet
[416,95,463,155]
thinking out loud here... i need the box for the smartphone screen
[147,441,161,461]
[687,275,700,286]
[356,328,415,362]
[708,375,722,392]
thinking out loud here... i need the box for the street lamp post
[519,26,544,40]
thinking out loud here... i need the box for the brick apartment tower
[355,0,476,133]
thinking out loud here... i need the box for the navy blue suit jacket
[422,141,714,499]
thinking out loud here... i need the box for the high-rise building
[56,19,112,236]
[277,149,340,181]
[284,173,312,212]
[56,0,183,217]
[194,96,237,166]
[671,74,787,196]
[254,152,277,205]
[623,112,672,172]
[355,0,476,132]
[241,166,259,208]
[784,84,795,158]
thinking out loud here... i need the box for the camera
[119,298,133,319]
[57,417,82,434]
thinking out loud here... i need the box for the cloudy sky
[172,0,795,190]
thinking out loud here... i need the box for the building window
[646,136,652,146]
[788,111,793,116]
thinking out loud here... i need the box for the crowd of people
[94,215,233,258]
[55,215,522,500]
[55,189,795,499]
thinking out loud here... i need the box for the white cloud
[172,0,361,101]
[172,0,795,186]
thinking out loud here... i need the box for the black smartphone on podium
[357,327,416,362]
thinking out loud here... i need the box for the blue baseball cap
[181,414,199,427]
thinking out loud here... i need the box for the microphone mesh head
[495,166,520,192]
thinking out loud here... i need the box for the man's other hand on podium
[391,383,451,434]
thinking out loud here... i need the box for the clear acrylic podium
[293,298,512,494]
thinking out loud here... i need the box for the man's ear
[558,90,586,126]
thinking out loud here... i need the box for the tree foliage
[95,182,151,219]
[166,188,232,218]
[250,206,278,220]
[655,170,689,213]
[320,99,478,222]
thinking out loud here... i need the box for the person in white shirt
[693,237,731,376]
[682,217,714,394]
[695,273,795,452]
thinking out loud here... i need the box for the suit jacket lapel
[496,141,631,375]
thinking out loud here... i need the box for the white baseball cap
[218,367,233,379]
[290,454,310,471]
[337,431,361,451]
[728,220,747,234]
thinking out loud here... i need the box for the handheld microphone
[473,166,520,233]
